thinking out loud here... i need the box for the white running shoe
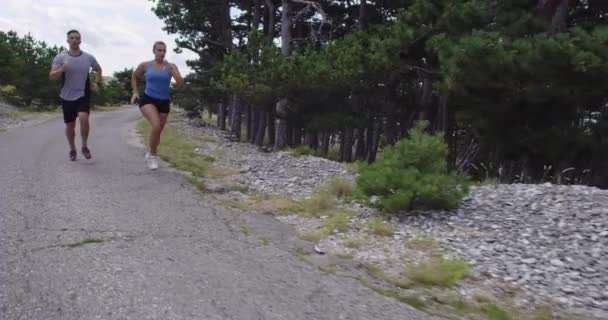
[147,154,159,170]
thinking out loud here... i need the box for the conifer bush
[357,122,470,211]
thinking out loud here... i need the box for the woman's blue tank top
[144,62,172,100]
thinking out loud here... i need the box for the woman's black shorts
[139,94,171,114]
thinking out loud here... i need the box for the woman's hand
[131,93,140,105]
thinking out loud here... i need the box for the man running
[49,30,102,161]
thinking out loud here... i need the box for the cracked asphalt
[0,108,434,320]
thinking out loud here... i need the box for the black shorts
[61,96,90,123]
[139,94,171,114]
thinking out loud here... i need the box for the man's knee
[66,122,76,130]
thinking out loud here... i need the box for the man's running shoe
[69,150,77,161]
[82,146,92,160]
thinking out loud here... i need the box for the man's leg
[79,112,90,148]
[78,97,92,159]
[66,121,77,151]
[62,99,78,161]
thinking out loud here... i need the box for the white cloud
[0,0,197,75]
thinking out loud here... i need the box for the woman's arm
[131,62,146,104]
[169,63,185,89]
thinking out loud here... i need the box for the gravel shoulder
[170,110,608,320]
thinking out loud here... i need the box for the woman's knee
[150,122,162,134]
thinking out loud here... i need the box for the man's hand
[49,64,65,80]
[131,93,140,105]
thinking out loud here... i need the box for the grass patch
[259,238,269,246]
[365,264,390,281]
[300,230,325,242]
[346,160,367,173]
[65,238,104,248]
[319,176,355,199]
[223,199,254,210]
[206,166,238,178]
[359,279,426,310]
[405,235,438,251]
[367,218,394,237]
[300,209,354,242]
[238,220,251,236]
[323,209,353,233]
[137,120,210,177]
[186,175,206,190]
[335,253,354,260]
[318,264,338,274]
[479,303,511,320]
[301,192,337,216]
[344,238,363,249]
[405,256,470,287]
[288,145,316,156]
[442,292,475,314]
[226,182,249,193]
[393,277,414,289]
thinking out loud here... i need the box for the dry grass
[206,166,238,178]
[319,176,355,199]
[367,218,394,237]
[405,256,470,287]
[405,235,439,251]
[343,238,364,249]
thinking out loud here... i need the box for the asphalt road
[0,108,433,320]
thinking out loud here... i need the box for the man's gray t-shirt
[52,51,99,101]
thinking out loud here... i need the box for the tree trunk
[437,92,449,134]
[343,127,354,162]
[229,94,242,141]
[368,120,381,163]
[418,72,433,122]
[253,0,262,30]
[249,109,260,144]
[305,131,318,150]
[384,118,398,145]
[274,0,291,150]
[550,0,569,32]
[267,111,276,145]
[293,126,303,146]
[358,0,367,30]
[264,0,276,39]
[355,128,366,160]
[274,103,288,150]
[217,102,227,130]
[321,132,330,156]
[255,111,268,146]
[247,105,253,143]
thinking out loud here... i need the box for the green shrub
[357,122,470,211]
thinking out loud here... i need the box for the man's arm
[89,55,103,93]
[49,53,65,80]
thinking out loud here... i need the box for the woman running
[131,41,184,170]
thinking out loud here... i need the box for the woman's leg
[140,104,162,155]
[159,112,169,133]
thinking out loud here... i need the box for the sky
[0,0,196,76]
